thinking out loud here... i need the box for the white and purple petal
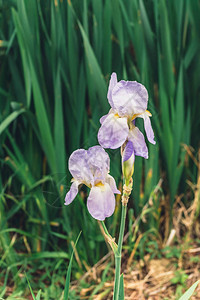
[105,174,121,194]
[87,146,110,183]
[64,180,80,205]
[98,113,129,149]
[112,81,148,117]
[107,72,118,108]
[138,111,156,145]
[100,114,109,125]
[128,126,148,159]
[87,183,116,220]
[122,141,134,162]
[68,149,93,184]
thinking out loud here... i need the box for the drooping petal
[87,146,110,183]
[112,81,148,117]
[107,72,118,108]
[87,183,116,220]
[122,141,134,162]
[68,149,93,184]
[138,111,156,145]
[98,113,129,149]
[64,180,80,205]
[128,126,148,159]
[106,174,121,194]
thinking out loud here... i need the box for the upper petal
[138,111,156,145]
[68,149,93,184]
[87,183,116,220]
[87,146,110,183]
[112,81,148,117]
[105,174,121,194]
[64,180,80,205]
[98,113,129,149]
[107,72,118,108]
[128,126,148,159]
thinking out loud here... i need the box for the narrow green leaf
[178,280,199,300]
[119,273,125,300]
[0,109,25,135]
[63,231,82,300]
[36,290,41,300]
[25,274,36,300]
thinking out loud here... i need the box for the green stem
[113,203,127,300]
[101,221,110,236]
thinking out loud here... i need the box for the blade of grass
[63,231,82,300]
[178,280,199,300]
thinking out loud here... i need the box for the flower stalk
[113,179,133,300]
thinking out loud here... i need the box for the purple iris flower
[98,73,156,162]
[64,146,120,221]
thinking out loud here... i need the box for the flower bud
[121,141,135,185]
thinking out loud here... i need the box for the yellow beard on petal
[131,109,152,121]
[95,182,106,191]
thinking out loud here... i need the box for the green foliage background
[0,0,200,297]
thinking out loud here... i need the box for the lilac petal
[112,81,148,117]
[87,183,115,220]
[100,114,109,125]
[68,149,93,184]
[99,109,115,124]
[122,141,134,162]
[107,72,117,108]
[128,126,148,159]
[106,174,121,194]
[64,180,80,205]
[139,112,156,145]
[98,113,129,149]
[87,146,110,183]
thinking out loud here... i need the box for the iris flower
[98,73,156,163]
[64,146,120,221]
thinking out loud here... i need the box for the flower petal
[99,108,115,124]
[100,114,109,125]
[138,112,156,145]
[87,183,116,220]
[112,81,148,117]
[87,146,110,183]
[128,126,148,159]
[98,113,129,149]
[64,180,80,205]
[122,141,134,162]
[107,72,117,108]
[106,174,121,194]
[68,149,93,184]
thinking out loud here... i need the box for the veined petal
[122,141,134,162]
[64,180,80,205]
[100,114,109,125]
[87,183,116,220]
[107,72,117,108]
[68,149,93,184]
[106,174,121,194]
[138,111,156,145]
[98,113,129,149]
[99,108,115,124]
[128,126,148,159]
[112,81,148,117]
[87,146,110,183]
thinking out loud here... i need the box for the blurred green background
[0,0,200,298]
